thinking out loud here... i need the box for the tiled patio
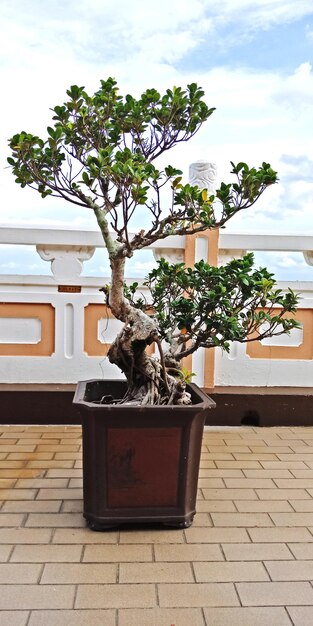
[1,425,313,626]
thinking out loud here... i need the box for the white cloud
[252,250,312,281]
[277,255,301,268]
[1,0,312,73]
[0,261,18,269]
[273,62,313,110]
[215,0,313,29]
[305,24,313,41]
[133,261,156,272]
[0,0,211,70]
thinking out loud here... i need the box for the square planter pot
[73,379,215,529]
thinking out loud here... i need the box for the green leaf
[82,172,90,185]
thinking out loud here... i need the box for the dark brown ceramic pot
[73,379,215,530]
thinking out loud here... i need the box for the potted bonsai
[8,79,299,528]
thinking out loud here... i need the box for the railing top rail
[0,226,184,249]
[0,225,313,253]
[219,233,313,252]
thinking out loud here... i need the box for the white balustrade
[0,223,312,387]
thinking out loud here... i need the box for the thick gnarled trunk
[94,216,191,406]
[107,315,191,405]
[107,306,161,405]
[105,254,190,405]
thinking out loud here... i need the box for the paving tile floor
[0,424,313,625]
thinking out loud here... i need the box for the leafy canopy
[8,78,277,259]
[126,253,300,359]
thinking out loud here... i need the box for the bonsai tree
[8,78,299,406]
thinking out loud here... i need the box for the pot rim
[73,378,216,411]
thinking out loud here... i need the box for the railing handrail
[0,225,183,250]
[1,225,313,254]
[219,232,313,252]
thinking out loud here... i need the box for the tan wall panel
[182,350,214,388]
[247,309,313,360]
[84,304,157,357]
[182,354,193,375]
[84,304,112,356]
[204,348,215,388]
[184,228,219,387]
[184,228,219,268]
[0,303,55,356]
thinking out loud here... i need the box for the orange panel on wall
[84,303,111,356]
[84,303,155,357]
[0,303,55,356]
[246,309,313,360]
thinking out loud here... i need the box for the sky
[0,0,313,280]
